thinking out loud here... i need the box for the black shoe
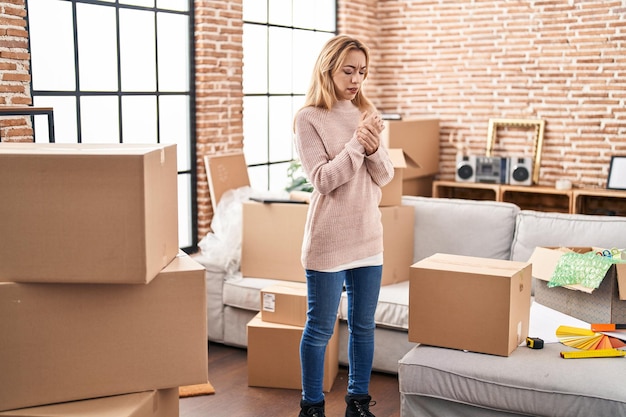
[299,399,325,417]
[345,394,376,417]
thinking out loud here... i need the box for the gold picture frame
[486,118,545,185]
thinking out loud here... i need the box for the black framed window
[26,0,196,250]
[242,0,336,191]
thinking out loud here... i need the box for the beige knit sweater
[294,100,395,271]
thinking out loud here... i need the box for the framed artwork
[486,118,545,184]
[607,156,626,190]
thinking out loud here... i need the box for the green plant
[285,160,313,192]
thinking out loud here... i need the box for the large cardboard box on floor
[381,118,440,182]
[247,313,338,391]
[261,282,308,327]
[409,253,532,357]
[0,389,179,417]
[0,143,178,284]
[0,253,208,412]
[529,246,626,323]
[241,203,414,285]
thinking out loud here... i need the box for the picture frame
[607,156,626,190]
[486,118,545,185]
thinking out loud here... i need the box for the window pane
[292,0,338,31]
[122,96,157,143]
[268,27,292,94]
[243,96,268,165]
[120,9,156,92]
[32,96,78,143]
[76,4,118,91]
[160,95,191,170]
[243,0,266,23]
[248,165,268,191]
[178,173,192,248]
[269,162,290,192]
[268,0,291,26]
[268,96,294,162]
[242,25,268,94]
[120,0,154,7]
[157,0,188,11]
[80,96,120,144]
[28,0,75,91]
[292,31,333,94]
[157,12,190,92]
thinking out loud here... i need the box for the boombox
[475,156,509,184]
[455,155,533,186]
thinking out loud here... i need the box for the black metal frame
[0,107,55,142]
[24,0,198,251]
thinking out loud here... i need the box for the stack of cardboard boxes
[247,282,338,391]
[205,122,432,389]
[0,143,208,416]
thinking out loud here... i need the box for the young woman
[293,35,394,417]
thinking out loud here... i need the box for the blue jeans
[300,266,382,405]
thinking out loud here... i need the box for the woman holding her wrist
[293,35,394,417]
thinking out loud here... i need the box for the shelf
[500,185,572,214]
[431,181,500,201]
[573,188,626,216]
[432,181,626,217]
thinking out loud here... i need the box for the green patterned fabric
[548,251,616,289]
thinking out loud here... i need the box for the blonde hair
[301,35,374,113]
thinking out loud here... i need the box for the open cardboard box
[529,246,626,323]
[381,117,440,180]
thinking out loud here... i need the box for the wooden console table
[432,180,626,217]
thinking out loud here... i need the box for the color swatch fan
[556,325,626,350]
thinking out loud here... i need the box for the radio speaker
[509,156,533,186]
[455,155,476,182]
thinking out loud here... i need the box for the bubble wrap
[547,251,615,289]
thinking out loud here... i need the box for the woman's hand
[356,111,385,155]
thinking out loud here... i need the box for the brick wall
[194,0,244,238]
[360,1,626,189]
[3,0,626,243]
[0,0,32,142]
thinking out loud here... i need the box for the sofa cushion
[339,281,409,330]
[223,277,287,311]
[401,196,519,262]
[510,210,626,262]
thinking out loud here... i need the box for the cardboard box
[402,175,435,197]
[204,152,251,212]
[241,203,414,285]
[0,253,208,412]
[529,246,626,323]
[0,389,179,417]
[247,313,338,391]
[0,143,178,284]
[409,253,532,356]
[241,201,309,282]
[381,118,440,179]
[261,282,308,327]
[379,148,406,207]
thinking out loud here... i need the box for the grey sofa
[194,195,626,375]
